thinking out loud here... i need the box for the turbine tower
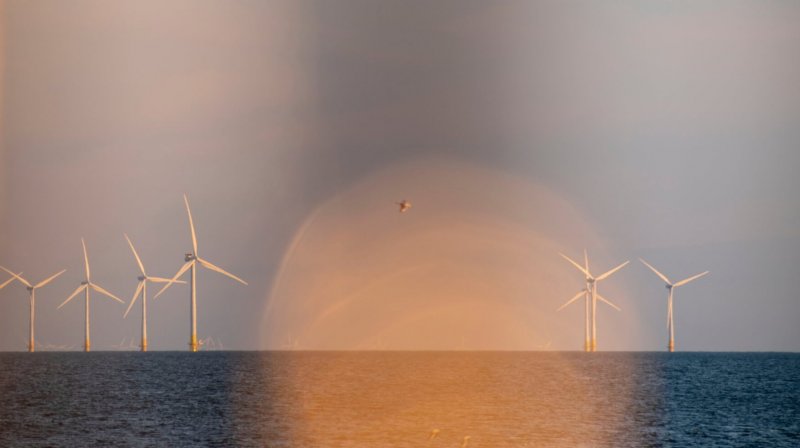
[560,250,627,352]
[0,267,65,352]
[155,194,247,352]
[58,238,124,352]
[640,258,709,352]
[123,234,186,352]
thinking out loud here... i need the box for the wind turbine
[559,250,627,352]
[0,267,66,352]
[640,258,709,352]
[154,194,247,352]
[123,233,186,352]
[58,238,124,352]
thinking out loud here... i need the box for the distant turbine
[58,238,124,352]
[123,234,186,352]
[640,258,709,352]
[155,194,247,352]
[559,250,627,352]
[0,267,65,352]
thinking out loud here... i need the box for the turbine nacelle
[138,275,146,281]
[185,253,196,262]
[666,284,673,290]
[80,280,89,285]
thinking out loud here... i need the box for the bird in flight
[396,199,411,213]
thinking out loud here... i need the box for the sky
[0,0,798,351]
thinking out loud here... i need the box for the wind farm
[0,196,715,353]
[3,2,799,446]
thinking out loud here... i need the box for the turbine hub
[185,253,195,262]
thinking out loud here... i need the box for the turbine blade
[556,290,585,312]
[596,261,629,281]
[596,293,621,311]
[154,261,193,299]
[34,269,66,289]
[559,253,590,277]
[0,266,31,288]
[81,238,91,281]
[673,271,709,287]
[184,194,198,255]
[124,233,146,276]
[90,283,124,304]
[58,285,87,309]
[197,257,248,285]
[0,276,15,290]
[147,276,187,284]
[639,258,671,285]
[583,249,589,273]
[124,281,144,319]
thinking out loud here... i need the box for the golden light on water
[240,352,647,446]
[261,156,640,351]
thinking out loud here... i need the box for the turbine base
[141,339,148,352]
[668,340,674,352]
[84,340,91,352]
[190,335,198,352]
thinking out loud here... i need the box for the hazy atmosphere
[1,0,799,351]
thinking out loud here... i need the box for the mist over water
[0,352,797,447]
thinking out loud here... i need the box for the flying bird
[396,199,411,212]
[429,429,440,440]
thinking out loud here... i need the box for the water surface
[0,352,797,447]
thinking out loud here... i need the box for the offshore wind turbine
[0,267,66,352]
[123,234,185,352]
[155,194,247,352]
[559,250,627,352]
[640,258,709,352]
[556,250,591,351]
[58,238,124,352]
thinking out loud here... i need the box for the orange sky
[263,157,640,350]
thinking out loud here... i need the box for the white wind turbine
[58,238,124,352]
[559,250,628,352]
[122,234,186,352]
[640,258,709,352]
[154,194,247,352]
[0,266,65,352]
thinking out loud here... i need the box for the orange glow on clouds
[262,156,637,350]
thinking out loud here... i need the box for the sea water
[0,352,797,447]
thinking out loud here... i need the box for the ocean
[0,352,797,447]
